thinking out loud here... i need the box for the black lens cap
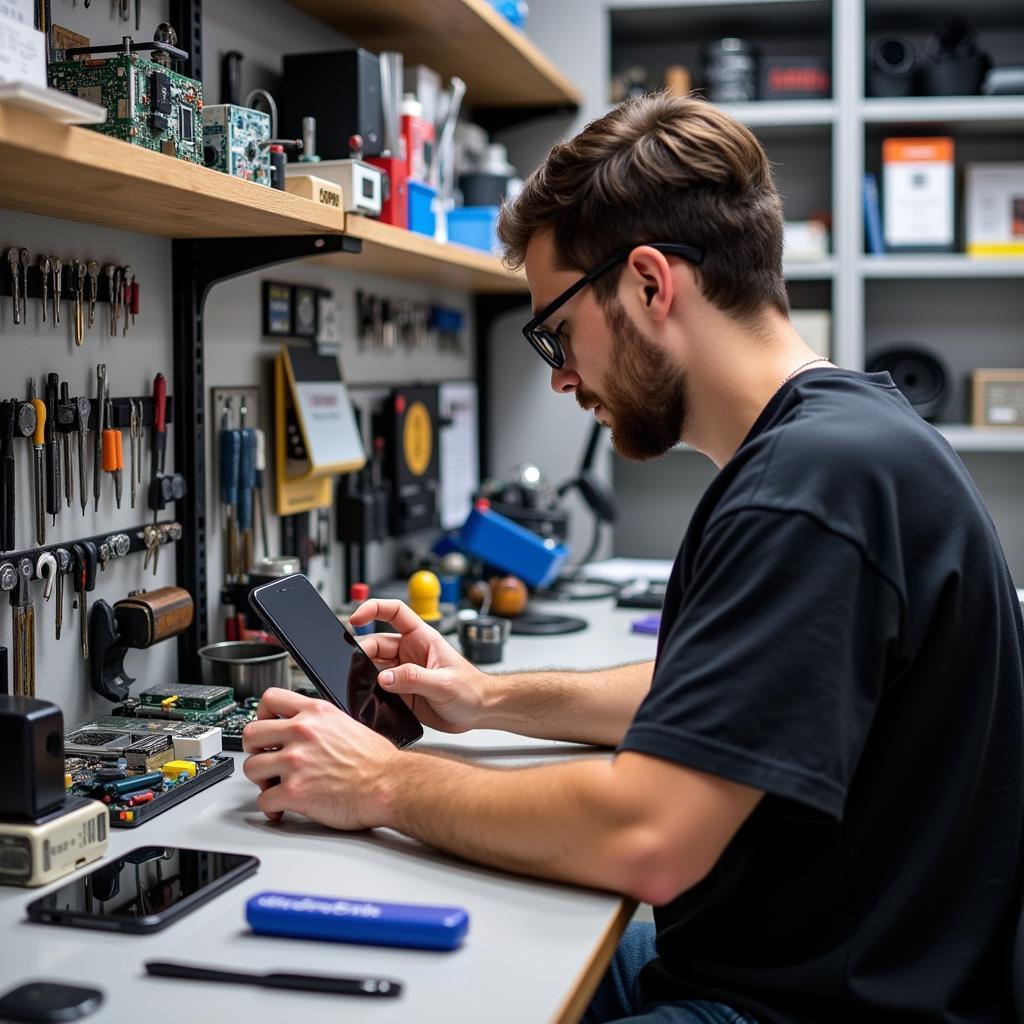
[0,981,103,1022]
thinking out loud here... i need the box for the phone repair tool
[59,382,73,510]
[29,383,46,547]
[6,248,20,326]
[102,397,124,510]
[0,401,16,552]
[129,400,141,509]
[38,255,49,323]
[145,961,402,998]
[238,401,257,577]
[89,587,194,701]
[74,394,90,518]
[93,365,106,512]
[72,542,97,662]
[149,373,167,524]
[11,560,34,698]
[44,374,61,529]
[252,428,269,559]
[54,548,70,641]
[219,399,240,581]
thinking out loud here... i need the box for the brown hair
[497,93,789,319]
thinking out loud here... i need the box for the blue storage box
[407,180,436,237]
[447,206,500,254]
[458,505,568,589]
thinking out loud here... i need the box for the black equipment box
[282,48,383,158]
[0,696,65,820]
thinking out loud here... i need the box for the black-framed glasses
[521,242,704,369]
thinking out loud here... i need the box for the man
[243,94,1024,1022]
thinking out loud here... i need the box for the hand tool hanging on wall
[254,427,269,559]
[219,398,240,582]
[75,393,90,518]
[55,547,70,641]
[73,540,97,661]
[0,401,16,552]
[149,373,168,523]
[129,400,141,510]
[10,558,34,697]
[238,400,256,578]
[35,551,56,644]
[59,382,73,510]
[44,373,61,528]
[102,395,124,509]
[29,382,46,546]
[93,364,106,512]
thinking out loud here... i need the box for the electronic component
[140,683,233,710]
[49,31,204,164]
[77,717,222,760]
[0,696,65,820]
[377,385,439,534]
[202,104,271,185]
[0,796,108,888]
[64,728,173,771]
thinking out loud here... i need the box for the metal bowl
[198,641,290,701]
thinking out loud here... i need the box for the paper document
[579,558,674,583]
[439,381,479,531]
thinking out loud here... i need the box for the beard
[575,298,689,461]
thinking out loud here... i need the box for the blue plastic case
[246,892,470,951]
[458,505,569,588]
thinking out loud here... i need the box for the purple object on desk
[631,614,661,635]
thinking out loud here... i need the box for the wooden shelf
[316,215,528,293]
[937,426,1024,452]
[288,0,582,110]
[860,255,1024,279]
[0,104,347,239]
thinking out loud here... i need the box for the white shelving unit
[603,0,1024,544]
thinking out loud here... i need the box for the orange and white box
[882,137,955,251]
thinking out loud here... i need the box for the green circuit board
[50,51,203,163]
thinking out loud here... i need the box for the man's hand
[350,598,491,734]
[242,688,399,829]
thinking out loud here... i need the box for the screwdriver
[29,382,46,546]
[45,374,61,527]
[219,399,240,581]
[102,396,124,509]
[93,364,106,512]
[10,559,34,698]
[254,427,269,559]
[74,394,90,517]
[150,373,167,524]
[238,400,256,578]
[59,381,73,509]
[72,541,97,661]
[0,400,15,552]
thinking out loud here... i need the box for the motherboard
[50,49,203,163]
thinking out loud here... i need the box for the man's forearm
[376,750,648,898]
[476,660,653,746]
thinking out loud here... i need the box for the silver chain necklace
[777,357,832,393]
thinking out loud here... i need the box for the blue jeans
[581,922,757,1024]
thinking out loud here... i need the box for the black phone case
[248,577,422,749]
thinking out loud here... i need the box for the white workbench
[0,599,658,1023]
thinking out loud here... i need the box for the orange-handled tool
[30,394,46,545]
[102,398,124,509]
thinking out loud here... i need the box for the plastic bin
[447,206,500,254]
[407,180,436,237]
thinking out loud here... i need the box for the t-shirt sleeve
[619,507,903,819]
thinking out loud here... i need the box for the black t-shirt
[619,368,1024,1023]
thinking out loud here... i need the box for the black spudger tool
[144,961,402,998]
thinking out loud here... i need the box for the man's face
[524,234,690,461]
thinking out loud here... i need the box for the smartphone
[248,574,423,748]
[26,846,259,934]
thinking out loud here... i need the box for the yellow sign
[403,401,433,477]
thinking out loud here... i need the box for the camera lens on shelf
[704,37,758,103]
[867,36,917,98]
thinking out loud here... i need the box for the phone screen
[249,574,423,748]
[26,847,258,932]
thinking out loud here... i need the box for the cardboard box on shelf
[965,163,1024,258]
[882,137,955,252]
